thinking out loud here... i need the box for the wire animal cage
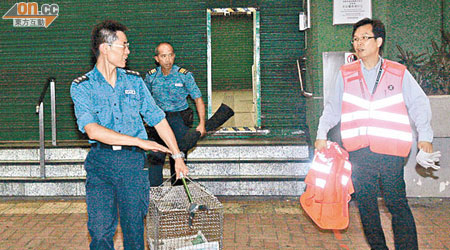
[147,179,223,250]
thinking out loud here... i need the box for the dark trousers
[84,146,149,250]
[147,111,189,186]
[350,147,418,250]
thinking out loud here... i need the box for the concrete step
[0,179,307,196]
[0,141,309,161]
[0,139,311,196]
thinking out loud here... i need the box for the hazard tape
[212,127,270,135]
[220,127,257,133]
[209,7,257,15]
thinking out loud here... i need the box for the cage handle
[180,173,194,203]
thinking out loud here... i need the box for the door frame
[206,7,261,127]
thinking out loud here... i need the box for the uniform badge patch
[178,67,189,75]
[125,70,140,76]
[125,90,136,95]
[174,83,183,87]
[73,75,89,84]
[148,68,157,75]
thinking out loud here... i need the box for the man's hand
[416,141,440,170]
[196,123,206,137]
[174,158,188,179]
[418,141,433,153]
[314,139,327,152]
[83,123,171,153]
[416,149,441,170]
[137,139,171,153]
[194,97,206,137]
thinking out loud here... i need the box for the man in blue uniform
[144,42,206,186]
[70,20,188,250]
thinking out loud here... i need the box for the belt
[165,108,190,117]
[165,110,182,117]
[91,143,144,153]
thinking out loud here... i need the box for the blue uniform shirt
[144,64,202,112]
[70,66,165,142]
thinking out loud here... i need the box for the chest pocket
[92,97,111,125]
[168,82,187,102]
[124,92,141,118]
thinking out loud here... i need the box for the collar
[360,56,383,72]
[157,64,179,77]
[91,65,123,85]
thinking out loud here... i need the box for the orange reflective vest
[300,141,354,230]
[340,59,413,157]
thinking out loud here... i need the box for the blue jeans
[147,111,189,186]
[350,147,418,250]
[84,146,149,250]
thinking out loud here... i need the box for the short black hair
[352,18,386,52]
[91,20,128,58]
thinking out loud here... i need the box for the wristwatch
[171,151,185,160]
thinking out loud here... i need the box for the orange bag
[300,141,354,230]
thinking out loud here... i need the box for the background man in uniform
[315,18,439,250]
[144,42,206,186]
[70,20,188,250]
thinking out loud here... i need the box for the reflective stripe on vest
[300,141,354,230]
[308,142,352,190]
[340,59,412,157]
[341,161,351,185]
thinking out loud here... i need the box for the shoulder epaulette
[125,69,140,76]
[178,67,190,75]
[148,68,157,75]
[73,75,89,84]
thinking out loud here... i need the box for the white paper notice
[333,0,372,25]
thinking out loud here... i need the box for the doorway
[207,8,261,131]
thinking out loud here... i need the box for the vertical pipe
[206,9,212,119]
[50,79,57,146]
[254,11,261,127]
[441,0,444,36]
[39,102,45,178]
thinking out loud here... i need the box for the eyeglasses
[351,35,376,44]
[109,42,130,50]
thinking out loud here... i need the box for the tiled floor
[212,90,255,127]
[0,197,449,250]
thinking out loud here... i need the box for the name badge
[174,83,183,87]
[125,89,136,95]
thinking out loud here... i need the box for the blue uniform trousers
[350,147,418,250]
[147,111,189,186]
[84,145,149,250]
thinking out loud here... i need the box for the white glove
[416,149,441,170]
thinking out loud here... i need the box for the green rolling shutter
[0,0,305,141]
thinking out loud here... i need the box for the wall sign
[333,0,371,25]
